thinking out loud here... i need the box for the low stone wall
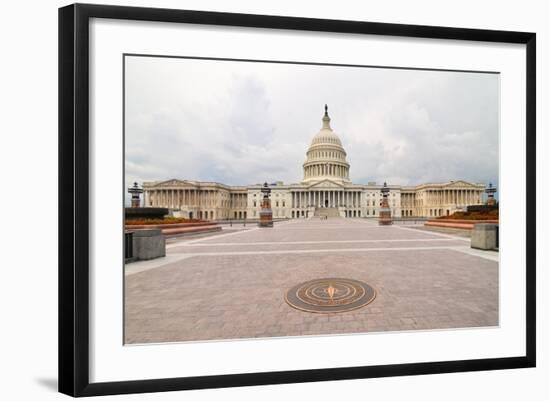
[126,229,165,263]
[125,221,221,236]
[162,225,222,236]
[471,224,499,250]
[425,218,499,230]
[125,221,213,230]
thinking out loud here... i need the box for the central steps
[314,207,340,217]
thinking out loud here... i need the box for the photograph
[123,55,500,344]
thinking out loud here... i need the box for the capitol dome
[302,105,350,183]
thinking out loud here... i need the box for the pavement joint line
[175,238,465,247]
[125,255,193,275]
[168,245,494,257]
[125,245,497,275]
[168,220,300,248]
[394,224,469,241]
[168,226,260,247]
[449,246,500,262]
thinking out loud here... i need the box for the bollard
[471,223,498,250]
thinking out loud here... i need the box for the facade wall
[142,180,483,220]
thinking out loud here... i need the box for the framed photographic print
[58,3,536,397]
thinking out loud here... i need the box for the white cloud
[125,56,499,191]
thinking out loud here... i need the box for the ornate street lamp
[485,182,497,206]
[258,182,273,227]
[378,181,393,225]
[128,182,143,208]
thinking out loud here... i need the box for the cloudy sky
[125,55,499,192]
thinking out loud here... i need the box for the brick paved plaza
[124,218,498,344]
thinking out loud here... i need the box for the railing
[124,232,133,259]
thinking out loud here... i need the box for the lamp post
[378,182,393,226]
[485,183,497,206]
[258,182,274,227]
[128,182,143,208]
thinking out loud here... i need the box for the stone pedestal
[258,198,273,227]
[471,224,499,250]
[258,182,273,227]
[378,207,392,225]
[378,182,392,225]
[259,208,273,227]
[378,198,392,225]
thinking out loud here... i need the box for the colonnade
[400,188,483,217]
[145,188,222,209]
[303,163,349,179]
[424,188,482,206]
[291,190,362,208]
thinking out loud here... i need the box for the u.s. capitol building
[143,107,485,220]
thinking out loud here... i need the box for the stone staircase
[314,207,340,218]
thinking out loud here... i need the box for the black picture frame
[59,3,536,397]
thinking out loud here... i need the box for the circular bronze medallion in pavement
[285,278,376,313]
